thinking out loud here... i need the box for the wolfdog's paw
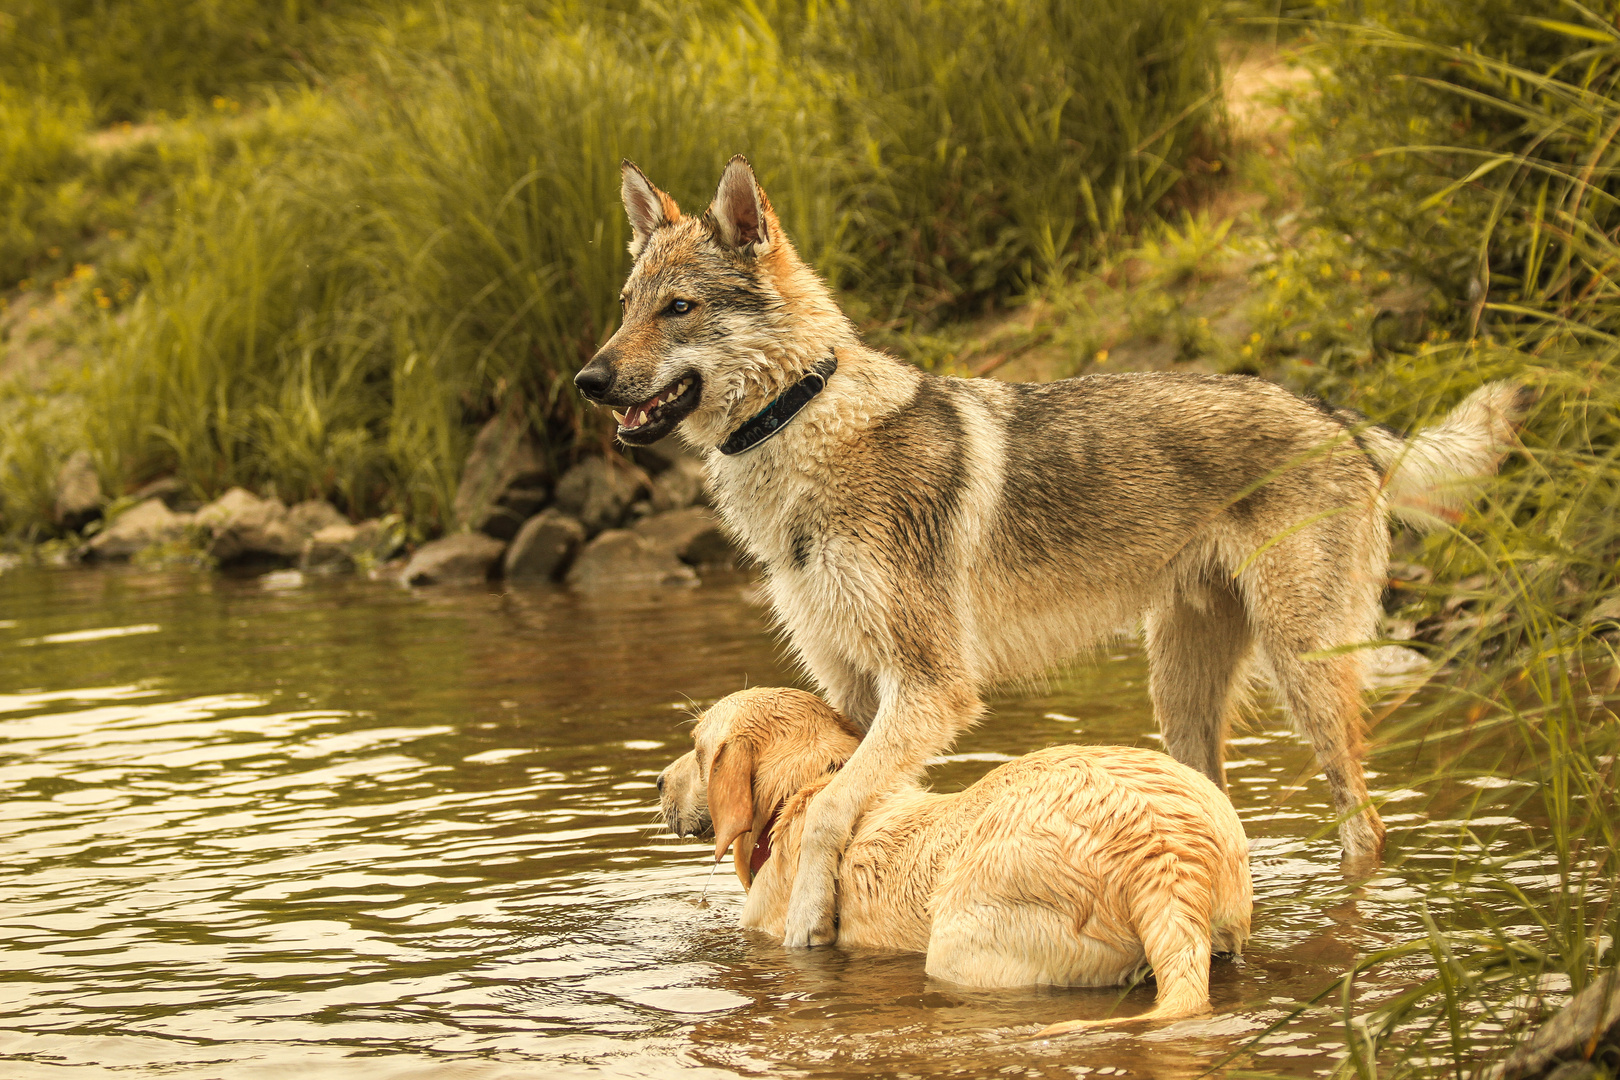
[1338,809,1386,873]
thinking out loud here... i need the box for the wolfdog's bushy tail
[1352,381,1532,531]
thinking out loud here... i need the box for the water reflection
[0,565,1553,1077]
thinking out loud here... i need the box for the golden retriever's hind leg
[1035,938,1211,1035]
[1038,851,1216,1036]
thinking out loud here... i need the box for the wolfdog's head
[574,157,853,450]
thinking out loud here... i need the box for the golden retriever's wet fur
[659,688,1252,1031]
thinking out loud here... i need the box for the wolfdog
[575,156,1528,947]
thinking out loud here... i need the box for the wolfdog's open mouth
[613,372,701,445]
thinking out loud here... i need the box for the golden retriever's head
[658,687,860,886]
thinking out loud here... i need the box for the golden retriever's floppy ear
[708,739,755,864]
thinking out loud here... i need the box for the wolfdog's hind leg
[1240,542,1386,862]
[1144,577,1254,791]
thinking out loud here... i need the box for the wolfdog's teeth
[612,410,626,424]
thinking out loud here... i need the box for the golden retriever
[657,687,1252,1032]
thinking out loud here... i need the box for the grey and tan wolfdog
[575,156,1528,947]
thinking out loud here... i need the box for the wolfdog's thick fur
[576,157,1528,947]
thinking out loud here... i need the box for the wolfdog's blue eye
[667,299,695,315]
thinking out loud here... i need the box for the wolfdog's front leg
[782,676,981,947]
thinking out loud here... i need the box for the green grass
[0,0,1225,535]
[1198,5,1620,1074]
[0,0,378,123]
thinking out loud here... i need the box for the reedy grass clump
[1225,6,1620,1074]
[2,0,1225,535]
[785,0,1226,322]
[0,0,373,124]
[79,14,848,529]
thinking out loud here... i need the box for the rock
[302,523,362,573]
[630,434,700,474]
[286,499,347,537]
[504,509,585,582]
[352,518,404,564]
[564,529,697,589]
[196,488,300,565]
[193,487,258,529]
[84,499,195,560]
[401,532,507,586]
[194,490,353,566]
[130,476,189,510]
[301,518,403,574]
[454,412,550,539]
[482,484,551,542]
[648,457,707,512]
[303,518,406,575]
[633,506,738,567]
[53,450,104,532]
[553,458,646,535]
[1484,972,1620,1080]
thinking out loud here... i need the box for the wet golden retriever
[657,687,1252,1032]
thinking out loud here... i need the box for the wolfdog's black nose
[575,354,615,402]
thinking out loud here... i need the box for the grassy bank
[0,0,1223,537]
[1218,4,1620,1073]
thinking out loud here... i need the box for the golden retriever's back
[749,743,1251,1019]
[922,746,1251,995]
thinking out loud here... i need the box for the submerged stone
[564,529,696,589]
[401,532,506,586]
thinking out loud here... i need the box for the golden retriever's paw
[780,910,836,947]
[781,892,837,947]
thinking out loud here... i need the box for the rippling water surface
[0,565,1552,1078]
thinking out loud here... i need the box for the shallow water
[0,565,1554,1078]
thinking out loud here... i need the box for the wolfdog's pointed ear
[709,155,773,255]
[708,738,756,864]
[621,159,681,259]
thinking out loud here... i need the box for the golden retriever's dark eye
[666,298,695,316]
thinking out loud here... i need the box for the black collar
[717,355,837,456]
